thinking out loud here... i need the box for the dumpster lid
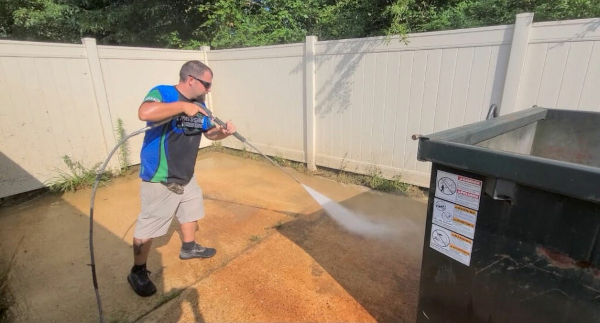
[417,106,600,204]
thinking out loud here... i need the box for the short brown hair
[179,60,213,82]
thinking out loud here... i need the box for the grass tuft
[46,155,112,193]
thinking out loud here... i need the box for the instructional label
[435,171,482,210]
[430,224,473,266]
[433,198,477,239]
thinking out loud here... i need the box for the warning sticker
[430,224,473,266]
[435,171,482,210]
[433,198,477,239]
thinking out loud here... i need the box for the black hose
[197,103,301,184]
[89,118,171,323]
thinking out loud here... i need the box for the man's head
[178,60,213,101]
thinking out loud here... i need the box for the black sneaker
[127,268,157,297]
[179,243,217,260]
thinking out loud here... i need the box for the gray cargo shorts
[133,176,205,239]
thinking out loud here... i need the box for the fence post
[198,45,214,148]
[200,45,214,111]
[305,36,317,170]
[82,38,120,170]
[500,13,534,114]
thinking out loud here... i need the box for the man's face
[189,70,213,100]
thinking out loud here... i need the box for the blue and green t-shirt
[139,85,214,185]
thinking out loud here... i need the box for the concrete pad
[142,233,376,323]
[0,152,427,322]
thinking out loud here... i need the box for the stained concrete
[0,152,427,322]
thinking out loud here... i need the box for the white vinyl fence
[1,13,599,198]
[0,40,210,197]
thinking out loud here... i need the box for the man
[128,60,236,297]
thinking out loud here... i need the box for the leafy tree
[1,0,599,48]
[201,0,317,48]
[388,0,600,33]
[1,0,217,47]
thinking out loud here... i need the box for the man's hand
[183,102,209,117]
[204,120,236,141]
[218,121,236,135]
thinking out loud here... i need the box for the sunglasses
[189,75,212,90]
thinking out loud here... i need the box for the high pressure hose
[198,104,301,185]
[89,117,171,323]
[89,104,301,322]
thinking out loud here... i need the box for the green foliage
[47,155,111,193]
[202,0,312,48]
[365,166,409,192]
[391,0,600,33]
[271,153,286,165]
[2,0,599,48]
[249,235,261,242]
[316,0,387,39]
[1,0,215,47]
[211,141,224,151]
[271,220,284,229]
[115,118,131,175]
[157,289,183,306]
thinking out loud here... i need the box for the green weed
[365,166,409,192]
[115,118,132,176]
[157,289,183,306]
[271,154,285,165]
[272,220,284,229]
[47,155,111,193]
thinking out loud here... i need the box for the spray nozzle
[192,101,246,143]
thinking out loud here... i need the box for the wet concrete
[0,152,427,322]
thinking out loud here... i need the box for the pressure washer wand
[198,103,302,185]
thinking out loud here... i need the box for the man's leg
[177,178,216,259]
[179,220,216,259]
[133,238,153,265]
[128,181,180,297]
[128,238,156,297]
[180,222,197,243]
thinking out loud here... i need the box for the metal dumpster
[415,106,600,323]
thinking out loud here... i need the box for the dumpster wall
[476,122,538,155]
[417,163,600,323]
[476,109,600,168]
[531,110,600,168]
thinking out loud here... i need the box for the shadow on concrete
[277,189,427,323]
[0,152,201,323]
[171,288,204,323]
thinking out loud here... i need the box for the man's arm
[138,101,207,122]
[204,121,237,141]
